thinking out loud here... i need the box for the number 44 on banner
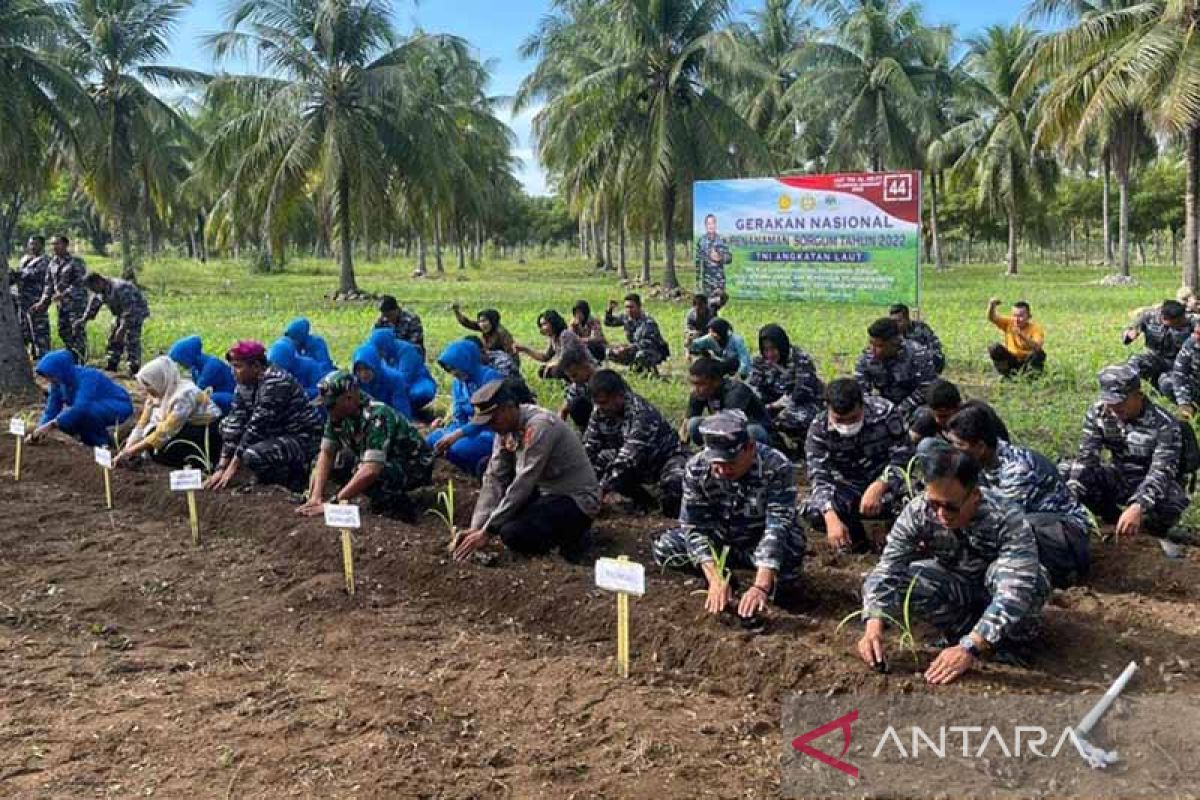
[595,557,645,678]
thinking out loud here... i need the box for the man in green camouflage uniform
[858,447,1051,685]
[298,371,434,520]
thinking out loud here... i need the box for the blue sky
[169,0,1033,196]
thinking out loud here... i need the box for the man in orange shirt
[987,298,1045,377]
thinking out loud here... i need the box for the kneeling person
[859,448,1050,685]
[207,341,322,491]
[298,371,434,520]
[652,412,806,619]
[453,379,600,560]
[1063,365,1193,546]
[584,369,688,516]
[946,408,1092,588]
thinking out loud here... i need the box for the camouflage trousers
[1127,352,1175,398]
[1027,513,1091,590]
[803,482,904,553]
[333,448,433,518]
[772,399,823,441]
[651,523,806,584]
[242,434,318,490]
[1065,462,1189,536]
[595,450,687,517]
[105,313,146,373]
[56,296,88,362]
[18,303,51,358]
[865,558,1052,642]
[608,344,666,373]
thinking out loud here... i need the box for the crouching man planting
[858,447,1051,685]
[652,411,806,620]
[297,371,434,521]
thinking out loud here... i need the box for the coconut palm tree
[518,0,770,290]
[933,25,1057,275]
[0,0,93,393]
[1026,0,1158,277]
[204,0,477,295]
[63,0,201,279]
[787,0,951,172]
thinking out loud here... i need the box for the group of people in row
[17,246,1200,684]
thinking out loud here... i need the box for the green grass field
[69,252,1186,460]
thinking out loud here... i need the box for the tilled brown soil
[1,431,1199,798]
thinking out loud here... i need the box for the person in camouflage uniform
[653,411,806,620]
[34,235,88,362]
[694,214,733,295]
[908,379,1010,445]
[582,368,688,516]
[890,303,945,374]
[855,317,937,422]
[945,408,1092,588]
[298,371,434,521]
[804,379,913,553]
[604,293,669,373]
[556,346,598,430]
[206,341,322,492]
[1062,364,1192,544]
[81,272,150,374]
[11,236,51,358]
[684,293,718,351]
[858,448,1051,685]
[1123,298,1191,396]
[747,324,824,446]
[685,357,772,445]
[1170,322,1200,419]
[376,295,425,358]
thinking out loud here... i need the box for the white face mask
[832,420,864,437]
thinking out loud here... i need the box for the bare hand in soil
[737,586,768,618]
[825,514,851,551]
[296,499,324,517]
[857,619,886,668]
[28,424,52,443]
[925,645,975,685]
[1180,404,1195,421]
[859,481,886,517]
[206,461,238,491]
[453,528,489,561]
[1116,503,1144,538]
[705,579,733,615]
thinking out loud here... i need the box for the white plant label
[595,558,646,596]
[9,418,26,436]
[323,503,362,529]
[93,447,113,469]
[170,469,203,491]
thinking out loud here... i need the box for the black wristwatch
[958,635,981,658]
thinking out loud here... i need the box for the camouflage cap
[699,410,752,462]
[1098,364,1140,404]
[314,369,359,407]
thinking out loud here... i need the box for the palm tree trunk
[1118,174,1131,277]
[617,214,628,281]
[1102,155,1114,268]
[930,172,944,271]
[120,208,137,281]
[434,213,444,275]
[641,226,651,284]
[1187,126,1200,291]
[602,211,613,272]
[1006,202,1019,276]
[662,182,679,289]
[336,170,357,294]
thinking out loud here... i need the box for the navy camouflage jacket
[854,339,936,420]
[220,366,323,461]
[747,348,824,407]
[85,278,149,322]
[678,442,799,571]
[805,396,912,510]
[983,441,1092,533]
[1070,398,1183,509]
[863,489,1044,645]
[583,390,685,493]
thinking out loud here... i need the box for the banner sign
[692,172,921,306]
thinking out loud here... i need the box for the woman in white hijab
[114,356,222,468]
